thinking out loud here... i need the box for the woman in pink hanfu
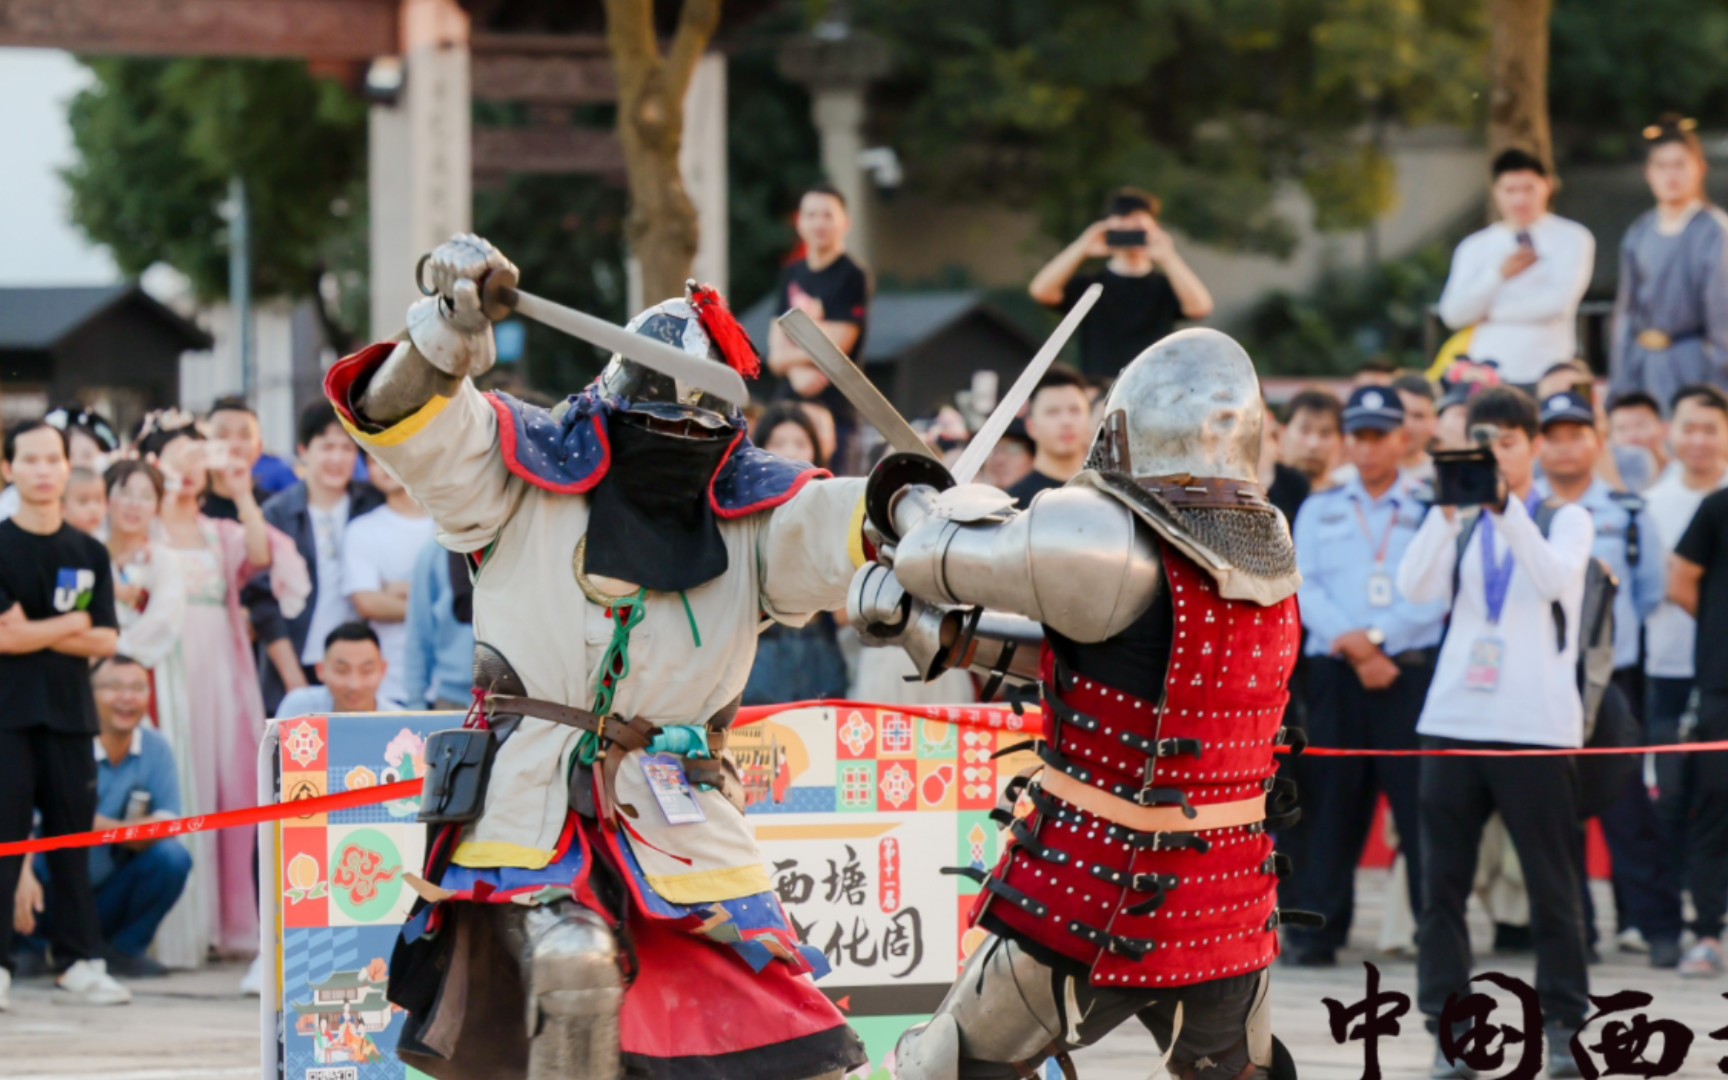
[138,411,310,955]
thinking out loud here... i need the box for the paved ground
[5,873,1720,1078]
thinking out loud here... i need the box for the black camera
[1431,442,1502,507]
[1106,228,1148,249]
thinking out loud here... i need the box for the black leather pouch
[418,728,497,825]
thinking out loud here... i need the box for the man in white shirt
[1438,150,1596,389]
[1396,387,1593,1078]
[341,454,435,706]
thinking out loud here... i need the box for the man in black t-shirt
[766,182,871,471]
[0,420,127,1007]
[1029,187,1216,379]
[1669,488,1728,975]
[1006,367,1092,506]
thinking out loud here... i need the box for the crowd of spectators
[6,118,1727,1058]
[0,398,477,1006]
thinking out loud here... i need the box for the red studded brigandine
[974,541,1304,989]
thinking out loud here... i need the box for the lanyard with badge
[1466,494,1540,692]
[1354,498,1400,608]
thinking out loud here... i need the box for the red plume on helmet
[686,280,761,380]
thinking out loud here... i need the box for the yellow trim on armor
[341,391,453,449]
[847,496,869,569]
[644,863,773,905]
[450,840,558,870]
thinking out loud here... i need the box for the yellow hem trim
[644,864,773,905]
[340,392,453,450]
[451,840,558,870]
[847,496,869,569]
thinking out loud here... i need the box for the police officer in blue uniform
[1536,389,1684,968]
[1284,386,1449,966]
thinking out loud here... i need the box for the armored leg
[495,900,624,1080]
[1140,969,1293,1080]
[894,935,1064,1079]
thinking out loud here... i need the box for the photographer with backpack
[1396,387,1594,1079]
[1537,391,1683,969]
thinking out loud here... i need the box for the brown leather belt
[484,693,740,821]
[1040,768,1266,833]
[1135,474,1274,512]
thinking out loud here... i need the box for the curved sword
[777,309,938,460]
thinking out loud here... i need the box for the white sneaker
[1618,927,1650,954]
[240,955,263,997]
[0,965,11,1011]
[53,958,131,1005]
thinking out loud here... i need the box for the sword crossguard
[479,269,521,324]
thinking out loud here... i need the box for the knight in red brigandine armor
[851,329,1312,1079]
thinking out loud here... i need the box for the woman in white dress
[103,459,207,969]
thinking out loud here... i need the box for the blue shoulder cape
[485,386,827,518]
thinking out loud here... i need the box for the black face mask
[583,414,734,592]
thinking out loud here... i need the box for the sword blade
[777,310,938,461]
[950,283,1102,485]
[504,287,751,408]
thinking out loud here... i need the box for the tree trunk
[603,0,722,305]
[1487,0,1554,173]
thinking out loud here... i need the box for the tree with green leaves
[473,172,630,391]
[62,58,368,349]
[1550,0,1728,158]
[852,0,1486,252]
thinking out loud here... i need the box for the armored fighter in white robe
[324,235,869,1080]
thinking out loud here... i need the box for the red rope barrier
[2,702,1721,858]
[0,779,423,858]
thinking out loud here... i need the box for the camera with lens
[1430,425,1504,507]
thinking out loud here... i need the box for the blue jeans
[98,841,193,957]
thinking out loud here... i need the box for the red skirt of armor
[978,543,1302,989]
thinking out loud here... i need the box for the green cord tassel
[679,590,702,648]
[575,588,646,768]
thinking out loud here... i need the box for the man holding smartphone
[1437,150,1596,391]
[1396,387,1593,1078]
[1028,187,1215,377]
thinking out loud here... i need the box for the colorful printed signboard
[260,704,1041,1080]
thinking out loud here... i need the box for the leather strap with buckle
[1041,768,1266,834]
[484,693,747,821]
[1134,475,1275,512]
[485,693,660,822]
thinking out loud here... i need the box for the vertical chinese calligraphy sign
[746,705,1039,1077]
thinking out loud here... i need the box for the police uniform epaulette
[1606,490,1646,514]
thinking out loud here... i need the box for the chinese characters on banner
[1326,963,1718,1080]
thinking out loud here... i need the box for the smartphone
[1106,228,1148,249]
[1432,447,1502,507]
